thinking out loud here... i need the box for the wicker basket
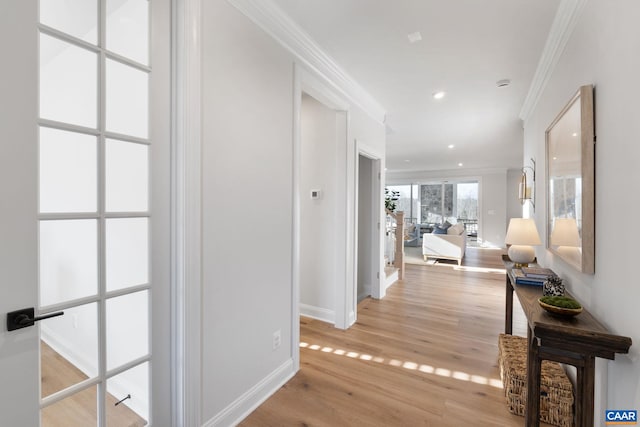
[498,334,574,427]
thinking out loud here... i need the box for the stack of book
[512,267,556,286]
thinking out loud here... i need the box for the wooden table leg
[575,356,596,427]
[526,328,541,427]
[505,276,513,334]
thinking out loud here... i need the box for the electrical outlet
[272,330,281,350]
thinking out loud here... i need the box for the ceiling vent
[407,31,422,43]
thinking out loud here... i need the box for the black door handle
[7,307,64,331]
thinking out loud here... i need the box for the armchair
[422,223,467,265]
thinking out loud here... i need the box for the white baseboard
[347,310,356,327]
[202,358,295,427]
[299,303,335,324]
[357,287,371,303]
[384,270,399,290]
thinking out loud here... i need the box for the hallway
[242,248,538,426]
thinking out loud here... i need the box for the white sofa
[422,223,467,265]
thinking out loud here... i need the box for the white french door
[0,0,171,425]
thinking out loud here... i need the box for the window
[420,182,478,235]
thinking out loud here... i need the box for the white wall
[201,1,295,423]
[523,0,640,416]
[387,168,509,248]
[506,168,524,221]
[480,171,508,248]
[299,94,338,322]
[200,1,385,424]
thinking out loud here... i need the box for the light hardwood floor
[241,247,542,426]
[41,341,146,427]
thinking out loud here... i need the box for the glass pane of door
[106,0,149,65]
[41,303,98,397]
[40,33,97,128]
[39,127,97,213]
[105,59,148,138]
[106,291,149,370]
[40,0,98,44]
[39,220,98,307]
[106,362,149,426]
[41,386,98,427]
[105,139,149,212]
[105,218,149,292]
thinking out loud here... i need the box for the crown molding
[519,0,588,123]
[227,0,386,124]
[386,167,509,183]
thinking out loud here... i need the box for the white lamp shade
[551,218,580,247]
[505,218,542,246]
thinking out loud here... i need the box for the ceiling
[273,0,561,173]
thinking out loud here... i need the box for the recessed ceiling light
[433,91,446,100]
[448,144,455,149]
[407,31,422,43]
[458,163,463,167]
[572,132,578,137]
[496,79,511,88]
[404,159,410,163]
[553,157,558,160]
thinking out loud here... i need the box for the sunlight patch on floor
[300,341,503,389]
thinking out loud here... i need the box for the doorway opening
[294,65,384,377]
[356,154,378,305]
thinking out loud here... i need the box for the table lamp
[505,218,541,267]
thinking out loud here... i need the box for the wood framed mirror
[546,85,595,273]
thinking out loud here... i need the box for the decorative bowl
[538,297,583,317]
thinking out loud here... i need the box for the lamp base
[508,245,535,266]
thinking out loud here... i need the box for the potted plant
[385,188,400,213]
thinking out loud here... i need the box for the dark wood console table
[502,255,632,427]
